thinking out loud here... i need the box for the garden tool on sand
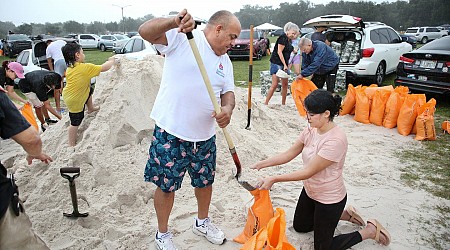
[184,21,256,192]
[60,167,88,218]
[245,25,254,130]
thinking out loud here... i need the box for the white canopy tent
[255,22,283,31]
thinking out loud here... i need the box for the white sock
[196,217,207,225]
[157,230,169,238]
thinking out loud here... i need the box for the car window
[238,30,251,39]
[132,39,144,52]
[419,37,450,50]
[428,27,439,32]
[17,52,26,65]
[419,28,424,32]
[370,30,381,44]
[387,28,401,43]
[115,35,128,40]
[80,35,95,40]
[405,28,418,33]
[123,39,134,53]
[377,29,390,44]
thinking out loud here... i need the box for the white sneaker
[155,231,178,250]
[192,217,226,245]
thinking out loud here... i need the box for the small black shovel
[60,167,88,218]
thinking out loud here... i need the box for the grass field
[1,46,449,202]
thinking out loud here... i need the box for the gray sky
[4,0,394,25]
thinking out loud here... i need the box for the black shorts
[68,87,94,126]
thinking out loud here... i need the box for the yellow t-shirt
[62,62,102,113]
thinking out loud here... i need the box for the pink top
[298,126,348,204]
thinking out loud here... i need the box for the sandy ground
[2,55,449,250]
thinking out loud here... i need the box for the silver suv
[304,15,412,86]
[404,27,447,44]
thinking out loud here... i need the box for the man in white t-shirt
[46,39,67,112]
[139,9,241,250]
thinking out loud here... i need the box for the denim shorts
[144,125,217,193]
[270,63,290,75]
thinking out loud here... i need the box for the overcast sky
[4,0,395,25]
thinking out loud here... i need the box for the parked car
[126,31,139,38]
[97,34,129,51]
[227,29,269,60]
[75,34,100,49]
[114,35,158,60]
[2,33,32,58]
[303,14,412,85]
[400,34,417,49]
[404,27,447,44]
[269,29,284,37]
[395,36,450,96]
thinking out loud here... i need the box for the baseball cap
[8,62,25,79]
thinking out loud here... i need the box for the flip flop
[346,205,366,226]
[367,219,391,246]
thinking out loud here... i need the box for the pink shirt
[298,126,348,204]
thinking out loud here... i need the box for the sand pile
[3,55,449,249]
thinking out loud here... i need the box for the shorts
[54,59,67,77]
[68,87,94,126]
[289,53,301,65]
[270,63,290,75]
[144,125,217,193]
[23,92,44,108]
[0,204,50,250]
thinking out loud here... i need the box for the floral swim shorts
[144,125,217,192]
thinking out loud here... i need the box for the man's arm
[138,9,195,45]
[11,127,52,165]
[47,58,54,71]
[43,100,61,120]
[213,91,235,128]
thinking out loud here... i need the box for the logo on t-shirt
[216,63,225,78]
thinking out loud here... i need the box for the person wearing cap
[18,71,62,132]
[265,22,299,105]
[0,61,28,106]
[46,39,67,112]
[311,26,330,45]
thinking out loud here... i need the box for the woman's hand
[256,176,276,190]
[250,161,264,171]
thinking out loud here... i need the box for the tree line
[1,0,449,39]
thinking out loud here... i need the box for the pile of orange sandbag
[340,84,437,141]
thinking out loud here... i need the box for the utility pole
[112,4,131,34]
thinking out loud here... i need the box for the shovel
[184,30,256,191]
[60,167,88,218]
[245,25,254,130]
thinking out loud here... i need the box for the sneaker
[45,118,58,124]
[192,217,226,245]
[155,231,178,250]
[41,123,49,132]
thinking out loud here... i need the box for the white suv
[303,15,412,86]
[404,27,447,44]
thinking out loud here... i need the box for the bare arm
[11,126,52,165]
[43,100,61,120]
[101,57,116,72]
[6,85,27,104]
[213,91,235,128]
[251,139,304,171]
[138,9,195,45]
[47,58,54,71]
[277,44,287,69]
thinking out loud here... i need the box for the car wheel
[421,37,428,44]
[100,44,106,51]
[374,62,385,86]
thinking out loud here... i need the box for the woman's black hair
[62,43,82,67]
[1,60,10,69]
[304,89,342,121]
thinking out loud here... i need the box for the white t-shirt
[151,29,234,141]
[46,40,66,61]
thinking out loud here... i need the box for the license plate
[419,60,436,69]
[418,75,427,81]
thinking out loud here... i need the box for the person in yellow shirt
[61,43,117,146]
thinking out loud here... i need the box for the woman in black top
[265,22,299,105]
[0,61,28,107]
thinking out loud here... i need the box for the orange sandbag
[383,88,407,129]
[442,121,450,134]
[291,79,317,117]
[369,89,391,126]
[20,103,38,131]
[364,85,394,99]
[354,87,371,124]
[340,84,358,116]
[415,98,437,141]
[234,189,274,244]
[397,95,419,136]
[242,208,296,250]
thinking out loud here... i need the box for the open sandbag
[415,98,437,141]
[291,79,317,117]
[340,84,359,116]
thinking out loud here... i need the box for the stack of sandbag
[339,84,438,140]
[335,69,347,92]
[340,41,359,63]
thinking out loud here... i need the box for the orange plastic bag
[234,189,274,244]
[397,95,419,136]
[20,103,38,131]
[415,98,437,141]
[369,89,391,126]
[354,87,371,124]
[340,84,358,116]
[383,88,407,129]
[291,79,317,117]
[364,85,394,99]
[409,94,427,134]
[241,208,296,250]
[442,121,450,134]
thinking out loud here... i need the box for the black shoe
[45,118,58,124]
[41,124,47,132]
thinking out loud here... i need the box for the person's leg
[68,125,78,146]
[292,188,315,233]
[68,111,84,146]
[86,95,99,113]
[312,195,347,250]
[154,188,175,233]
[280,77,288,105]
[265,74,280,105]
[312,74,326,89]
[41,106,51,120]
[325,65,338,93]
[195,185,212,219]
[34,107,45,125]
